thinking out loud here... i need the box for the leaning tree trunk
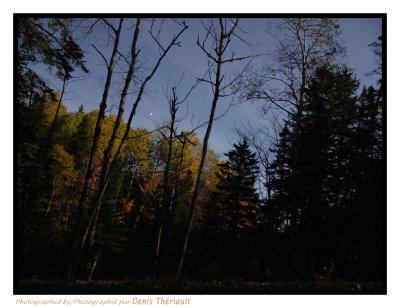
[68,18,124,281]
[89,22,188,221]
[153,87,178,278]
[161,136,187,276]
[86,18,141,257]
[71,21,188,279]
[45,76,67,151]
[176,20,225,279]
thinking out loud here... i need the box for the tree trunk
[161,137,187,276]
[98,19,141,191]
[176,20,225,279]
[82,19,141,267]
[67,18,124,281]
[73,18,123,223]
[70,21,187,280]
[45,77,67,151]
[91,22,188,216]
[154,88,177,278]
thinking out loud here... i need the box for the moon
[149,113,153,116]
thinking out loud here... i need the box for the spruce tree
[207,139,260,278]
[268,65,361,279]
[215,139,259,235]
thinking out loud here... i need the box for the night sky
[38,17,382,157]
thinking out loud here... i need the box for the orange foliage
[114,197,135,224]
[238,200,250,207]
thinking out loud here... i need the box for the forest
[16,16,385,292]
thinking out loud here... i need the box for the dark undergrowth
[16,278,384,293]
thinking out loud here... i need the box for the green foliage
[47,144,78,189]
[18,18,88,105]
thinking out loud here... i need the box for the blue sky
[40,17,382,157]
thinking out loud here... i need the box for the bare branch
[117,51,130,66]
[92,44,109,67]
[196,37,218,63]
[179,69,210,104]
[126,126,168,140]
[149,30,166,53]
[101,18,119,33]
[196,78,215,87]
[158,129,169,141]
[223,18,239,39]
[222,54,253,64]
[105,21,189,184]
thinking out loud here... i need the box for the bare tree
[153,87,180,278]
[99,18,141,193]
[68,18,124,280]
[176,18,253,279]
[234,18,345,200]
[160,131,196,276]
[153,76,202,278]
[69,19,188,280]
[242,18,344,115]
[71,18,124,227]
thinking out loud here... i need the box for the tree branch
[92,44,109,66]
[101,18,119,33]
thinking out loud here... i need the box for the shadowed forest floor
[16,278,384,292]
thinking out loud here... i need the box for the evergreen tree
[343,86,383,279]
[268,65,361,279]
[214,139,259,234]
[18,18,88,106]
[203,139,260,279]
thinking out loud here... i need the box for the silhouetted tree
[268,65,361,280]
[214,139,259,234]
[176,18,253,279]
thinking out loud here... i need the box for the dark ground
[15,278,384,294]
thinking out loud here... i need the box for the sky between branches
[38,17,382,157]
